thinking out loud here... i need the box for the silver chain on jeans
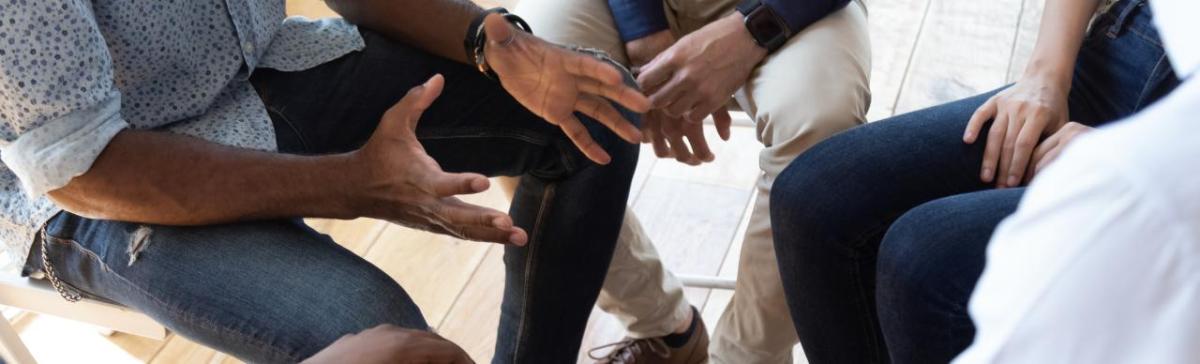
[40,226,82,303]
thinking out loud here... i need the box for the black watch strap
[736,0,791,53]
[463,8,532,79]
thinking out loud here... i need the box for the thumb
[483,13,516,49]
[384,74,445,130]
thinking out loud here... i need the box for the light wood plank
[865,0,932,121]
[150,335,223,364]
[362,187,509,328]
[286,0,339,18]
[434,246,505,363]
[308,218,389,256]
[893,0,1024,114]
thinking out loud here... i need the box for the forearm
[47,130,362,225]
[1023,0,1104,85]
[325,0,483,64]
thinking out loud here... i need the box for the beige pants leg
[710,2,872,362]
[513,0,693,340]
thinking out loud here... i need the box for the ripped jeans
[23,29,639,363]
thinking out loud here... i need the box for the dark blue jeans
[770,1,1178,363]
[25,29,639,363]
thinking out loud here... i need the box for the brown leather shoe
[588,310,709,364]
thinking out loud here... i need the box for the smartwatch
[736,0,791,53]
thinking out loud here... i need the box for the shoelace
[588,337,672,363]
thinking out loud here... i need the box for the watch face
[746,7,786,47]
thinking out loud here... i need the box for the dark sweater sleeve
[763,0,851,35]
[607,0,670,42]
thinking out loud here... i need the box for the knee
[284,268,430,359]
[877,200,975,305]
[769,130,876,253]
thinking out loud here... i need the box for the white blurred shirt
[955,1,1200,361]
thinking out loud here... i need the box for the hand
[351,75,528,245]
[303,325,473,364]
[483,14,651,165]
[626,30,677,68]
[964,75,1070,188]
[1025,121,1092,182]
[637,13,766,123]
[642,107,732,165]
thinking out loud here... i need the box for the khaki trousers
[511,1,871,362]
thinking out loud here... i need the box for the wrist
[314,152,372,220]
[723,14,769,63]
[1021,58,1074,89]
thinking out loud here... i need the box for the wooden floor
[8,0,1046,363]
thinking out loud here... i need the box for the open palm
[482,15,650,164]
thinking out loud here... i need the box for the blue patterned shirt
[0,0,364,275]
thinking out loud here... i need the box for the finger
[483,13,516,50]
[659,83,701,117]
[1006,114,1045,187]
[1034,143,1065,176]
[1027,134,1059,183]
[384,74,446,128]
[995,113,1024,188]
[662,120,697,165]
[683,122,714,162]
[563,51,625,87]
[436,197,513,228]
[712,107,732,141]
[578,79,651,114]
[636,57,675,93]
[424,170,491,197]
[964,98,997,144]
[576,95,642,143]
[980,112,1007,183]
[684,97,730,124]
[646,117,672,157]
[558,114,612,164]
[430,199,522,245]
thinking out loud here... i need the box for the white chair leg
[0,314,35,364]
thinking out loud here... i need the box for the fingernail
[1007,175,1020,187]
[981,168,992,182]
[963,131,973,141]
[510,232,527,246]
[493,217,511,229]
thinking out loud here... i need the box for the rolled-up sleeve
[607,0,670,42]
[0,1,131,197]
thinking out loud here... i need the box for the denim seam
[512,183,555,363]
[1127,27,1163,48]
[1135,54,1171,110]
[48,236,297,362]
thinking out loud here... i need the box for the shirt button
[242,42,255,53]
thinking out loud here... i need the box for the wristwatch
[736,0,791,53]
[463,8,532,79]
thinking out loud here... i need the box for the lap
[251,28,630,180]
[36,213,425,363]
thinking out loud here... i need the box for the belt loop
[1107,0,1144,38]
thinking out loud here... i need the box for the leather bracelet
[463,8,532,79]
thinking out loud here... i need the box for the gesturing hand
[964,76,1070,188]
[483,14,651,165]
[303,325,473,364]
[352,75,527,245]
[637,14,765,123]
